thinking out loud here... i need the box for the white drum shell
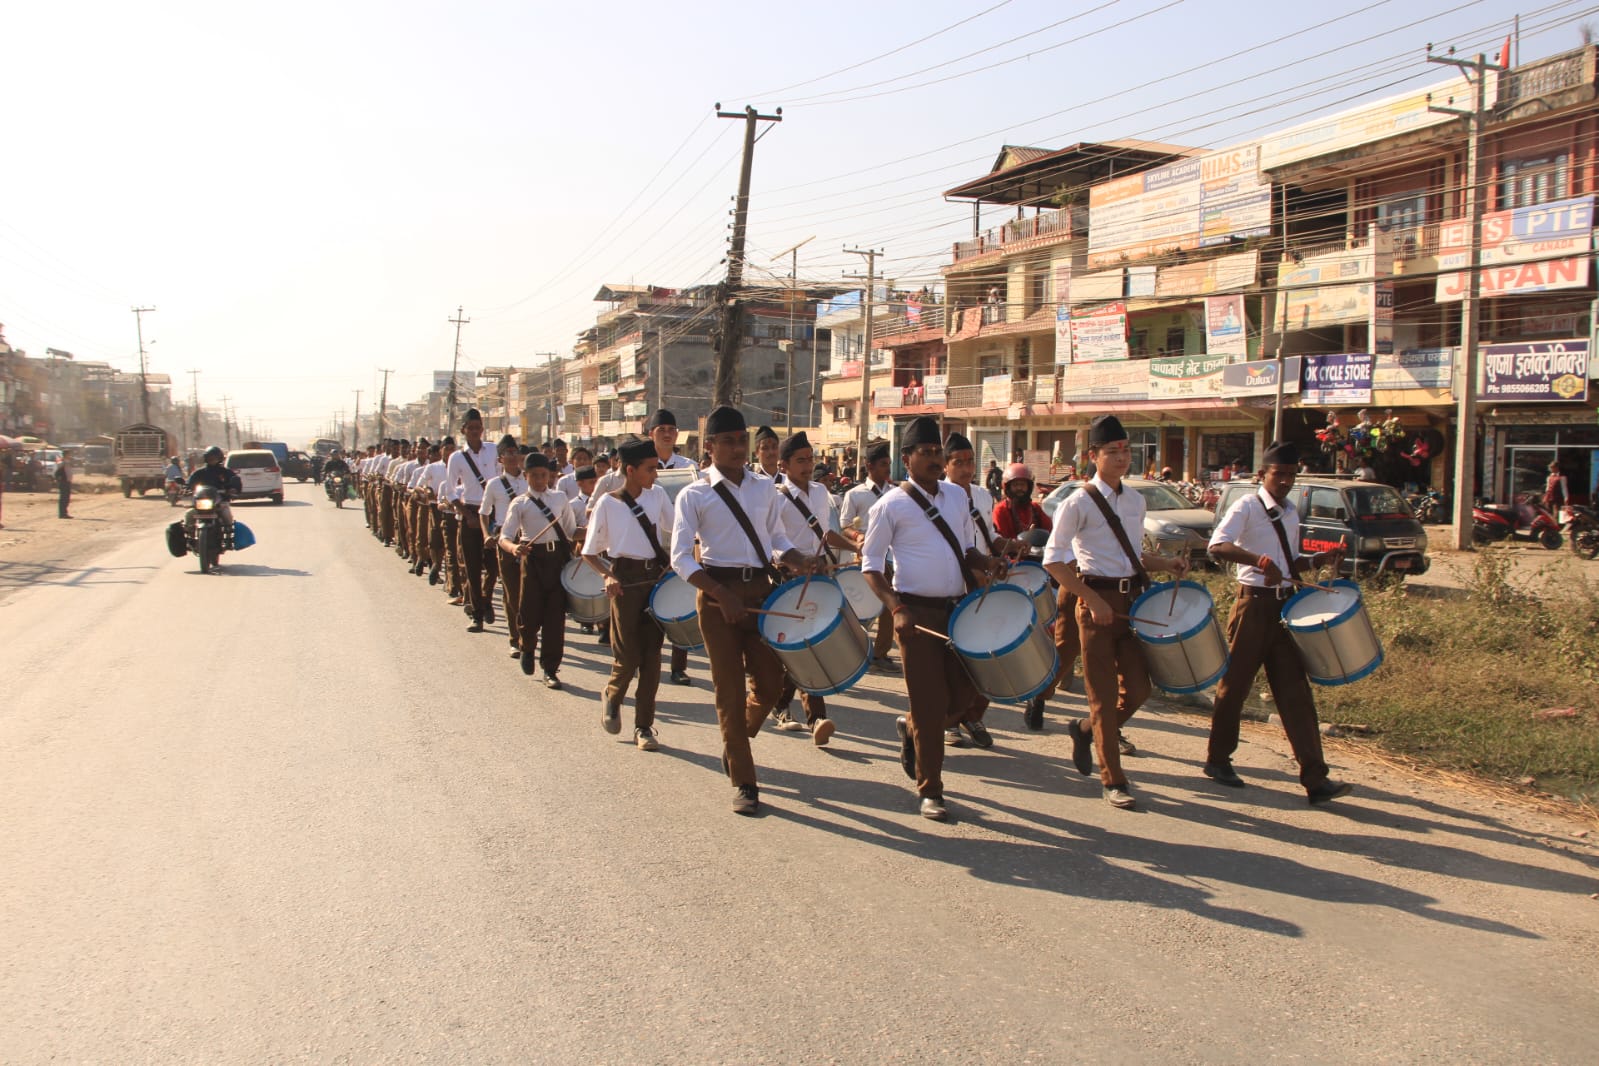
[1005,560,1058,627]
[758,578,870,696]
[1130,581,1229,694]
[560,558,610,625]
[833,565,883,624]
[648,573,704,650]
[948,585,1057,704]
[1282,581,1384,686]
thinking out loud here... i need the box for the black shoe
[520,649,536,675]
[428,568,440,586]
[670,671,691,686]
[484,604,496,625]
[732,784,760,816]
[468,621,484,633]
[1117,730,1137,756]
[542,674,563,691]
[1307,780,1353,806]
[1067,718,1094,777]
[920,794,949,821]
[1203,761,1246,788]
[511,649,521,659]
[1024,695,1045,731]
[580,623,594,634]
[597,632,610,647]
[962,720,994,749]
[895,716,917,781]
[601,694,621,735]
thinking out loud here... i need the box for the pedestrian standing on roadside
[55,453,72,519]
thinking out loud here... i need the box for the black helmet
[204,446,225,463]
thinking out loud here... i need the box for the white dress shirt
[1210,487,1301,587]
[572,491,591,529]
[658,452,697,471]
[556,472,581,500]
[671,466,798,580]
[583,485,673,562]
[408,463,430,490]
[479,472,528,532]
[593,468,625,498]
[944,478,997,556]
[774,479,839,556]
[1044,474,1147,577]
[841,477,892,531]
[860,481,976,599]
[389,459,416,486]
[501,488,577,546]
[445,441,500,506]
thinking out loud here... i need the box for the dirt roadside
[0,477,180,607]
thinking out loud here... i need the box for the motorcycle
[1564,502,1599,561]
[324,471,350,508]
[1472,494,1563,550]
[185,485,235,573]
[1406,488,1445,524]
[165,475,189,507]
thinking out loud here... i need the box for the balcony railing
[952,207,1076,263]
[871,302,947,340]
[1499,48,1592,111]
[945,384,984,409]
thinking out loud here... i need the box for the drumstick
[521,515,562,545]
[1168,577,1181,614]
[1117,613,1172,627]
[975,556,1010,611]
[913,624,950,641]
[747,608,807,621]
[1292,578,1338,593]
[795,541,830,608]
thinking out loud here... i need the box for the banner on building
[1374,348,1453,390]
[1088,145,1271,268]
[1156,250,1258,298]
[981,374,1011,409]
[923,374,947,405]
[1301,353,1374,405]
[433,370,474,394]
[1220,356,1302,397]
[1480,340,1589,401]
[1055,304,1072,365]
[1258,75,1486,170]
[1070,302,1129,362]
[1277,239,1390,329]
[618,343,638,380]
[1059,360,1149,402]
[873,386,903,411]
[1436,196,1595,301]
[1148,354,1229,399]
[1204,295,1247,357]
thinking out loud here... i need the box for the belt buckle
[740,565,755,582]
[543,541,557,553]
[1117,577,1132,594]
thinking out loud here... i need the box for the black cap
[943,431,974,455]
[441,435,456,447]
[553,438,566,448]
[497,434,518,454]
[575,465,597,480]
[619,438,656,467]
[754,425,778,445]
[899,416,941,451]
[1087,414,1128,447]
[644,409,677,431]
[705,405,746,436]
[779,431,811,461]
[866,441,891,464]
[524,452,552,471]
[519,445,533,456]
[1262,440,1300,467]
[463,408,482,425]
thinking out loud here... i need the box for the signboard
[923,374,947,405]
[1055,304,1072,364]
[1204,294,1247,357]
[597,383,617,399]
[1059,360,1150,402]
[1023,450,1051,475]
[1436,196,1595,301]
[433,370,474,394]
[1148,354,1229,399]
[1301,353,1374,405]
[1220,357,1302,397]
[1258,75,1484,170]
[1088,145,1271,268]
[1374,348,1453,391]
[873,386,903,411]
[1156,250,1258,298]
[1033,375,1056,403]
[1481,340,1589,401]
[1070,302,1128,362]
[1279,245,1378,328]
[623,400,648,417]
[618,343,638,380]
[981,374,1011,409]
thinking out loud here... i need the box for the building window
[1500,153,1570,209]
[771,364,786,382]
[1376,190,1428,254]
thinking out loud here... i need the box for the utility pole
[131,306,155,425]
[713,103,782,409]
[186,370,201,449]
[377,368,393,443]
[844,246,881,475]
[1428,46,1504,550]
[445,306,469,433]
[774,235,814,433]
[352,389,362,450]
[220,396,232,449]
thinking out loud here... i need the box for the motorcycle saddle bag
[165,522,187,558]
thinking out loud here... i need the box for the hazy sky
[4,0,1577,439]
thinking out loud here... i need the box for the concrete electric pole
[446,306,469,434]
[377,368,393,443]
[132,306,155,425]
[712,104,782,410]
[351,390,362,450]
[773,235,814,433]
[844,246,881,475]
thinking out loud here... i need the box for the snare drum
[1003,559,1057,627]
[948,584,1057,704]
[1281,579,1383,686]
[560,557,610,625]
[648,571,704,651]
[832,565,883,625]
[1130,581,1228,694]
[757,576,870,696]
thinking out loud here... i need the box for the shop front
[1478,339,1595,504]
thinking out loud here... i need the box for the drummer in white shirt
[582,438,673,750]
[556,446,593,500]
[862,416,1004,823]
[445,409,503,633]
[842,441,898,671]
[501,452,579,689]
[644,410,699,686]
[671,405,814,816]
[481,440,528,659]
[1042,414,1187,811]
[1204,440,1352,805]
[769,431,858,744]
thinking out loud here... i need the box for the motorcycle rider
[185,446,242,533]
[322,450,351,500]
[164,455,185,485]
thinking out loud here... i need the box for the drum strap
[527,494,571,550]
[967,495,998,555]
[901,484,978,593]
[1081,484,1149,582]
[614,489,669,566]
[1262,496,1298,584]
[711,481,781,581]
[783,487,836,564]
[461,449,488,489]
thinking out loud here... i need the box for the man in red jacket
[991,463,1052,539]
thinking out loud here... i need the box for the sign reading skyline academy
[1301,353,1374,405]
[1087,145,1270,268]
[1481,340,1589,401]
[1436,196,1594,302]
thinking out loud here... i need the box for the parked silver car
[1040,477,1215,562]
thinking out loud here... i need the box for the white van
[225,449,284,504]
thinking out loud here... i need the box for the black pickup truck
[1214,476,1430,579]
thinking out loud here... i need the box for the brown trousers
[1039,587,1083,701]
[437,512,461,594]
[499,546,523,650]
[379,483,396,543]
[777,674,827,723]
[698,574,785,788]
[899,600,981,798]
[458,511,489,621]
[1208,590,1330,788]
[607,558,668,729]
[410,498,430,563]
[1077,588,1152,787]
[517,544,568,675]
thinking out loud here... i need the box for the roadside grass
[1195,550,1599,803]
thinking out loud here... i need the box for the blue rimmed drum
[560,557,610,625]
[1130,580,1228,694]
[1003,559,1057,627]
[947,584,1057,704]
[648,572,704,651]
[756,575,871,696]
[832,565,883,627]
[1281,579,1383,686]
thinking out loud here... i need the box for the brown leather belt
[898,592,958,609]
[703,564,771,583]
[1080,575,1146,594]
[1239,584,1294,600]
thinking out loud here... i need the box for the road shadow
[207,564,313,577]
[0,561,158,592]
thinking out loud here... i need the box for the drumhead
[949,585,1036,657]
[760,577,847,648]
[833,566,882,621]
[560,557,605,596]
[1006,560,1049,595]
[1283,579,1363,630]
[1130,580,1215,643]
[649,573,697,622]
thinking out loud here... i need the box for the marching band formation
[351,404,1359,821]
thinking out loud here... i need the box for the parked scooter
[1472,494,1563,550]
[1563,502,1599,560]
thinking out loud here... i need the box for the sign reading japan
[1088,145,1271,268]
[1481,340,1589,402]
[1436,196,1594,301]
[1301,353,1374,405]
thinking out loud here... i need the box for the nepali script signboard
[1481,340,1589,402]
[1070,302,1129,362]
[1301,353,1374,405]
[1087,145,1271,269]
[1436,196,1594,301]
[1148,354,1229,399]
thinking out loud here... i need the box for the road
[3,481,1597,1063]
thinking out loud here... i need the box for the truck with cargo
[114,423,173,497]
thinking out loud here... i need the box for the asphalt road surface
[4,481,1598,1063]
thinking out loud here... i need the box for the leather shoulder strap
[1081,484,1147,579]
[526,494,571,549]
[711,480,779,578]
[783,486,835,563]
[900,483,978,593]
[460,449,487,488]
[617,489,669,566]
[1260,495,1298,581]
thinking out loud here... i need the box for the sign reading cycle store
[1301,353,1374,405]
[1481,340,1589,402]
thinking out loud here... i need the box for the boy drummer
[500,453,579,690]
[1203,440,1352,805]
